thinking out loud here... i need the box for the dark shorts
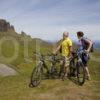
[81,53,90,66]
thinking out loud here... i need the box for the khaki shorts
[60,56,70,66]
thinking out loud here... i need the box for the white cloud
[0,0,100,41]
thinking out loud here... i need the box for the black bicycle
[69,50,86,85]
[48,54,61,78]
[29,53,61,87]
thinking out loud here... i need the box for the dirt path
[0,64,17,76]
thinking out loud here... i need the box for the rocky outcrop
[0,19,15,32]
[10,25,15,31]
[21,31,27,36]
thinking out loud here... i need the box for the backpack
[81,37,94,52]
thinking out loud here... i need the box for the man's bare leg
[64,65,69,77]
[85,66,91,80]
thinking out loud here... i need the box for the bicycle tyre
[76,62,85,85]
[30,64,42,87]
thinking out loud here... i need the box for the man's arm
[68,39,73,56]
[69,46,73,57]
[54,45,61,54]
[69,46,73,52]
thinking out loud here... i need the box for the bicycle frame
[69,50,86,85]
[35,53,61,76]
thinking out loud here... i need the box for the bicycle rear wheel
[30,64,42,87]
[69,60,76,77]
[76,62,85,85]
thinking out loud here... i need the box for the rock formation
[0,19,15,32]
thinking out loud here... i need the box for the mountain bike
[47,54,67,80]
[69,50,86,85]
[48,54,60,78]
[29,53,61,87]
[29,52,48,87]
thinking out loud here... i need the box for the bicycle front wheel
[76,62,85,85]
[30,64,42,87]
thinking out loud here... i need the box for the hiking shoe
[86,76,91,81]
[87,76,91,81]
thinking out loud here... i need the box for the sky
[0,0,100,42]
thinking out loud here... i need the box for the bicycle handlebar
[71,49,88,60]
[33,52,62,62]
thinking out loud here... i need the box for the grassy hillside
[0,42,100,100]
[0,31,52,67]
[0,53,99,100]
[0,31,100,100]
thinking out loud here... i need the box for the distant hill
[0,19,52,67]
[95,41,100,49]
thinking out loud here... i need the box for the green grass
[0,51,100,100]
[0,31,100,100]
[0,31,52,66]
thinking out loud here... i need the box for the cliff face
[0,19,15,32]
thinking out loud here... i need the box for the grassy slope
[0,63,100,100]
[0,53,100,99]
[0,31,100,100]
[0,31,52,66]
